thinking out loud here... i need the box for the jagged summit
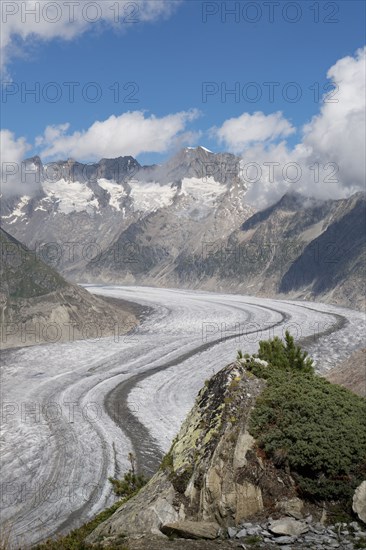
[185,145,214,153]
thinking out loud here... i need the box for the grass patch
[109,471,148,498]
[245,535,262,544]
[160,451,174,472]
[33,498,128,549]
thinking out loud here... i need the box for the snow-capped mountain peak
[0,148,249,273]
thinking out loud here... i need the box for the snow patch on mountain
[34,198,49,212]
[129,180,176,212]
[2,196,30,224]
[42,178,99,214]
[98,178,127,211]
[174,176,228,220]
[0,149,253,274]
[186,146,213,153]
[181,176,226,203]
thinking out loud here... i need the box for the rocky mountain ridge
[1,147,250,275]
[84,190,366,310]
[1,147,365,310]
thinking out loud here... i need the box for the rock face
[0,228,137,348]
[86,362,298,545]
[353,481,366,524]
[86,471,181,539]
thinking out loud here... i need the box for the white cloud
[1,0,181,73]
[37,109,200,160]
[211,111,295,153]
[215,47,366,207]
[300,46,366,192]
[0,129,32,195]
[35,123,70,147]
[2,47,365,208]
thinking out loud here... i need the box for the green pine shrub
[247,333,366,503]
[108,471,148,498]
[257,330,314,373]
[109,452,148,498]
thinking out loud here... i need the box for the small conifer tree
[258,330,314,373]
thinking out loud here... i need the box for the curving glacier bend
[0,286,365,547]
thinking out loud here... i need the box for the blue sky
[1,0,365,167]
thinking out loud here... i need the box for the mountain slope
[0,228,137,348]
[0,227,68,299]
[192,191,365,308]
[325,348,366,397]
[279,194,366,306]
[83,191,365,310]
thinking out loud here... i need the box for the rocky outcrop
[86,362,298,545]
[85,356,366,548]
[353,481,366,524]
